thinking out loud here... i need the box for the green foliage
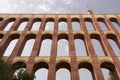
[0,58,34,80]
[108,71,115,80]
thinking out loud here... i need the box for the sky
[0,0,120,80]
[0,0,120,14]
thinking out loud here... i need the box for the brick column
[67,15,79,80]
[80,14,104,80]
[26,15,46,73]
[48,16,58,80]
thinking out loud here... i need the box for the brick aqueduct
[0,12,120,80]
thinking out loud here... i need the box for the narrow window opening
[4,22,14,31]
[111,22,120,30]
[102,68,115,80]
[79,68,93,80]
[31,21,41,31]
[72,22,81,31]
[98,22,108,30]
[56,68,71,80]
[34,68,48,80]
[39,39,52,56]
[17,21,28,31]
[3,39,18,56]
[91,39,105,56]
[74,39,87,56]
[85,21,94,30]
[21,39,35,56]
[57,39,69,56]
[108,39,120,56]
[59,22,67,31]
[45,21,54,31]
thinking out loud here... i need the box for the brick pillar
[80,14,104,80]
[67,15,79,80]
[48,16,58,80]
[26,16,46,73]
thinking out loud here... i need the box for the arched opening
[57,39,69,56]
[17,21,28,31]
[0,34,3,42]
[78,62,93,80]
[85,19,94,30]
[98,21,108,30]
[4,21,15,31]
[56,62,71,80]
[21,39,35,56]
[110,18,120,30]
[58,21,68,31]
[45,21,54,31]
[3,39,18,56]
[12,62,26,79]
[74,39,87,56]
[111,22,120,30]
[31,21,41,31]
[91,38,105,56]
[79,68,93,80]
[72,21,81,31]
[107,39,120,56]
[101,62,118,80]
[39,39,52,56]
[33,62,48,80]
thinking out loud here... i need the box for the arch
[74,34,87,56]
[58,18,67,31]
[3,34,19,56]
[39,39,52,56]
[84,18,94,30]
[4,21,15,31]
[58,33,68,40]
[90,34,105,56]
[45,21,54,31]
[97,18,108,30]
[109,18,120,30]
[101,62,118,80]
[12,62,26,70]
[78,62,93,80]
[72,21,81,31]
[0,17,3,22]
[0,34,4,41]
[57,39,69,56]
[31,21,41,31]
[21,38,35,56]
[3,39,18,56]
[56,62,71,80]
[17,18,29,31]
[33,62,48,80]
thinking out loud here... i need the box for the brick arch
[33,18,42,23]
[74,33,84,40]
[59,18,67,22]
[56,61,71,71]
[41,33,52,41]
[90,33,101,41]
[58,33,68,40]
[0,17,3,21]
[12,61,26,70]
[84,17,92,22]
[109,17,118,23]
[33,61,49,73]
[19,18,29,23]
[97,17,105,22]
[46,18,54,22]
[25,33,36,40]
[78,62,93,71]
[71,18,79,22]
[0,33,4,39]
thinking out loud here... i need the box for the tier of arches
[11,61,119,80]
[0,17,120,31]
[0,33,120,56]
